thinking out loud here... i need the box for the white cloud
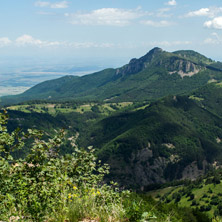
[15,35,65,47]
[186,7,222,18]
[187,8,210,17]
[35,1,50,7]
[51,1,68,9]
[0,37,11,47]
[14,34,114,49]
[204,17,222,29]
[16,35,44,46]
[166,0,177,6]
[65,8,143,26]
[35,1,68,9]
[140,20,173,27]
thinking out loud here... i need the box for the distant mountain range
[1,47,222,105]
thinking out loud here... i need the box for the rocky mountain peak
[115,47,164,76]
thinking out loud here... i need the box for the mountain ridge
[1,47,222,105]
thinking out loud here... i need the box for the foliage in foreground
[0,111,123,221]
[0,111,210,221]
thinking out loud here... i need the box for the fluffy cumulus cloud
[0,37,12,47]
[140,20,173,27]
[65,7,175,27]
[16,35,43,46]
[15,35,63,47]
[65,8,143,26]
[185,7,222,30]
[186,7,222,18]
[35,1,68,9]
[204,17,222,29]
[166,0,177,6]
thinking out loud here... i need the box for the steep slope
[78,83,222,189]
[1,48,222,105]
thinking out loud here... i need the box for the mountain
[1,47,222,105]
[76,82,222,189]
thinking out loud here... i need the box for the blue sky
[1,0,222,68]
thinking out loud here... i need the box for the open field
[6,102,134,115]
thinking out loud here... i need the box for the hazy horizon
[1,0,222,96]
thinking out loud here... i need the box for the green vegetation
[189,95,204,101]
[0,111,127,221]
[0,112,208,222]
[6,101,133,116]
[148,169,222,220]
[173,50,214,65]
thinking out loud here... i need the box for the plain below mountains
[1,47,222,105]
